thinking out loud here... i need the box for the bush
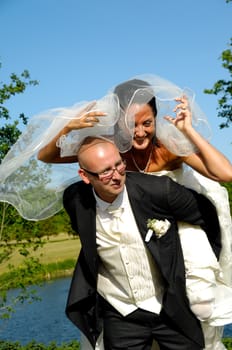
[0,340,80,350]
[223,337,232,349]
[0,339,231,349]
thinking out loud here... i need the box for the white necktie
[108,207,124,233]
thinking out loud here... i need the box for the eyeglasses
[81,159,126,183]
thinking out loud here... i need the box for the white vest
[95,187,164,316]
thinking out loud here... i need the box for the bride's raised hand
[164,95,192,133]
[66,101,107,131]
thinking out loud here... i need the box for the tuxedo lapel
[65,182,98,280]
[77,203,98,279]
[125,177,162,271]
[125,175,182,283]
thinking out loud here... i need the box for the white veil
[0,74,212,221]
[0,93,129,220]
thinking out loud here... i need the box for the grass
[0,233,81,276]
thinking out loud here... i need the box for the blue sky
[1,0,231,161]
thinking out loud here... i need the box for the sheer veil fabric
[0,74,211,220]
[0,94,122,220]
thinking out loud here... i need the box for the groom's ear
[78,168,90,184]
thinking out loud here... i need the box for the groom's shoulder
[63,180,91,199]
[126,171,172,185]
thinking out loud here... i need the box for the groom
[63,136,208,350]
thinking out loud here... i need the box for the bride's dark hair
[114,78,157,117]
[114,78,158,146]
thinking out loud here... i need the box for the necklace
[131,148,153,173]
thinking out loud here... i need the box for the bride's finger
[164,115,185,125]
[85,110,107,117]
[174,96,189,112]
[84,101,97,112]
[84,116,99,123]
[173,102,188,112]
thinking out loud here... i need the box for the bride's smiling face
[128,104,155,150]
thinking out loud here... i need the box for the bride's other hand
[164,95,192,133]
[163,96,232,182]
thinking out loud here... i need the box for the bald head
[77,136,118,168]
[77,136,125,202]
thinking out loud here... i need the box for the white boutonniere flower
[145,218,171,242]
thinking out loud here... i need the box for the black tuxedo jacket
[63,172,220,348]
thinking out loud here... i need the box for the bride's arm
[183,130,232,182]
[37,123,78,163]
[37,103,107,163]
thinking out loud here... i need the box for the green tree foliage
[0,63,41,249]
[0,63,73,242]
[0,340,80,350]
[222,182,232,213]
[0,63,43,319]
[204,2,232,129]
[0,65,38,159]
[0,63,75,323]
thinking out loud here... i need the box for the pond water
[0,276,231,345]
[0,277,79,345]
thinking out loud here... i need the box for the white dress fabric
[149,168,232,350]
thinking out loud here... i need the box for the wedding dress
[148,167,232,350]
